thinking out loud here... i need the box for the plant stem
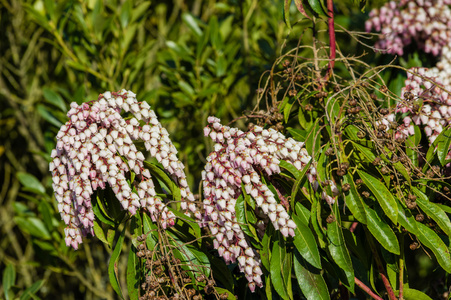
[355,277,384,300]
[366,230,397,300]
[399,233,405,300]
[324,0,336,81]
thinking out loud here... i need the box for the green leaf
[37,104,63,127]
[357,170,398,224]
[396,288,433,300]
[126,245,139,300]
[304,120,321,157]
[16,172,45,195]
[436,126,451,166]
[396,202,419,235]
[19,280,44,300]
[143,162,181,204]
[364,207,400,255]
[326,203,354,292]
[294,0,312,19]
[42,88,67,111]
[168,207,201,239]
[235,194,258,239]
[283,0,292,29]
[416,222,451,273]
[168,230,211,278]
[93,219,108,244]
[412,187,451,236]
[307,0,328,17]
[292,214,322,269]
[182,13,203,38]
[279,160,301,178]
[108,225,126,299]
[352,142,376,163]
[270,237,291,300]
[142,213,157,250]
[215,287,237,300]
[14,217,51,239]
[38,201,54,232]
[293,251,330,300]
[3,264,16,300]
[343,174,367,224]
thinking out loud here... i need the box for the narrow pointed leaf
[294,251,330,300]
[292,214,322,269]
[412,187,451,236]
[365,207,400,254]
[108,225,126,299]
[343,174,367,224]
[357,170,398,224]
[416,222,451,273]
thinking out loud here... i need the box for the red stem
[324,0,336,81]
[355,277,384,300]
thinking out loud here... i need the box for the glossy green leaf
[412,187,451,236]
[283,0,291,29]
[436,126,451,166]
[38,201,54,231]
[182,13,203,38]
[364,207,400,255]
[16,172,45,195]
[292,214,322,269]
[126,245,139,300]
[357,170,398,224]
[307,0,328,17]
[294,251,330,300]
[279,160,301,178]
[270,238,290,300]
[215,287,237,300]
[37,104,63,127]
[294,0,312,19]
[143,162,181,204]
[416,222,451,273]
[326,203,354,292]
[142,213,157,250]
[343,174,367,224]
[93,219,108,244]
[108,225,126,299]
[19,280,44,300]
[305,120,321,157]
[14,217,51,239]
[3,264,16,300]
[168,207,201,239]
[43,87,67,111]
[168,230,211,278]
[235,194,258,239]
[92,195,116,227]
[352,141,376,163]
[396,288,433,300]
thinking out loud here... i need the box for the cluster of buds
[50,90,197,249]
[202,116,317,291]
[392,67,451,144]
[366,0,451,56]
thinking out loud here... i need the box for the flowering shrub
[366,0,451,56]
[50,90,197,249]
[19,1,451,300]
[202,116,316,291]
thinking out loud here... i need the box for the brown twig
[355,277,384,300]
[324,0,336,82]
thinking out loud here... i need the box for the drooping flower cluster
[366,0,451,56]
[389,67,451,145]
[50,90,197,249]
[202,117,317,292]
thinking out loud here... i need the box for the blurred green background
[2,0,446,299]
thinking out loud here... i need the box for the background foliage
[1,0,450,299]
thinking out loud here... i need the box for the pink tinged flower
[245,247,255,257]
[248,282,256,293]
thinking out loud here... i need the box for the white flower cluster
[366,0,451,56]
[202,117,316,292]
[391,67,451,145]
[50,90,196,249]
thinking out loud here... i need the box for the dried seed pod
[362,191,370,198]
[325,148,334,156]
[356,179,363,185]
[408,194,417,202]
[415,214,425,222]
[380,166,390,175]
[349,98,357,106]
[404,91,414,101]
[326,214,336,223]
[342,183,351,192]
[357,131,366,139]
[409,242,419,250]
[379,85,388,93]
[204,284,215,295]
[380,108,389,115]
[406,201,417,209]
[373,157,381,166]
[220,293,229,300]
[336,169,346,176]
[378,124,387,131]
[138,243,146,251]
